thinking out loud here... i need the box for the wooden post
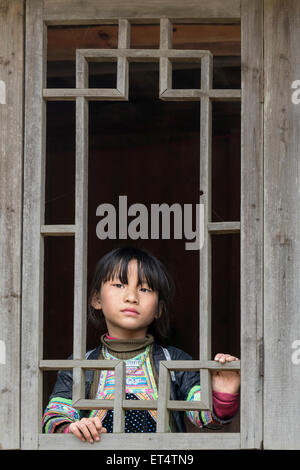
[240,0,264,449]
[264,0,300,450]
[0,0,24,450]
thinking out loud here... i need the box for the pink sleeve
[63,425,71,434]
[212,390,240,420]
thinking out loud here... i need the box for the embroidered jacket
[43,343,239,433]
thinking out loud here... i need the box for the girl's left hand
[211,353,240,394]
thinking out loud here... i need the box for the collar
[100,333,154,353]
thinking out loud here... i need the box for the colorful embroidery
[43,349,217,433]
[185,385,213,428]
[89,346,160,429]
[42,397,80,433]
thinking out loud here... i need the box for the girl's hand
[211,353,240,394]
[68,417,107,443]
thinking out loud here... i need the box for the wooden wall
[0,0,24,450]
[264,0,300,450]
[1,0,300,450]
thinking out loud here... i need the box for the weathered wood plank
[72,399,115,410]
[117,19,130,98]
[208,221,240,233]
[156,363,171,432]
[39,359,120,369]
[113,361,126,432]
[160,18,172,49]
[39,358,240,370]
[0,0,24,451]
[73,58,88,361]
[240,0,264,449]
[43,88,126,100]
[264,0,300,450]
[43,88,241,101]
[77,48,211,59]
[22,0,45,449]
[199,50,213,411]
[38,432,241,450]
[160,89,241,101]
[43,0,241,23]
[71,398,212,411]
[41,225,76,235]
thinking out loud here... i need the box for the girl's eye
[112,283,151,292]
[140,287,152,292]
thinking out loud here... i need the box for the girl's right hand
[68,417,107,443]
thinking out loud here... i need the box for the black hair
[88,245,175,345]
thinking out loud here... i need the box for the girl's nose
[123,287,138,303]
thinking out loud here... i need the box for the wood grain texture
[43,0,241,23]
[199,49,213,411]
[23,0,246,451]
[240,0,264,449]
[0,0,24,450]
[38,432,240,450]
[21,0,45,449]
[264,0,300,450]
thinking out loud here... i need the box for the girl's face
[91,259,161,339]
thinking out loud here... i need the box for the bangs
[101,251,160,292]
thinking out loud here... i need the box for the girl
[43,246,240,443]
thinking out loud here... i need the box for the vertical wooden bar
[118,18,131,47]
[113,361,126,433]
[159,18,172,95]
[240,0,264,449]
[72,368,85,404]
[156,363,170,433]
[264,0,300,450]
[160,18,172,49]
[72,44,89,404]
[0,0,24,450]
[73,55,88,361]
[117,19,130,98]
[22,0,46,449]
[199,52,213,410]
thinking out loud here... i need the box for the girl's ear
[91,292,102,310]
[155,301,163,319]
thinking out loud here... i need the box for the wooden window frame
[21,0,263,450]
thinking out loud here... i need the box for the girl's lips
[121,309,140,316]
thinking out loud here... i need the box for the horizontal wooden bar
[161,360,240,371]
[77,48,211,59]
[160,89,241,101]
[45,18,241,26]
[43,89,126,101]
[40,359,240,371]
[42,0,241,23]
[208,221,241,233]
[39,359,121,370]
[122,400,157,410]
[209,89,241,100]
[72,399,210,411]
[73,399,158,411]
[41,225,76,236]
[38,433,241,450]
[72,399,115,410]
[167,400,210,411]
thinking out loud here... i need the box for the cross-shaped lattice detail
[41,17,241,434]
